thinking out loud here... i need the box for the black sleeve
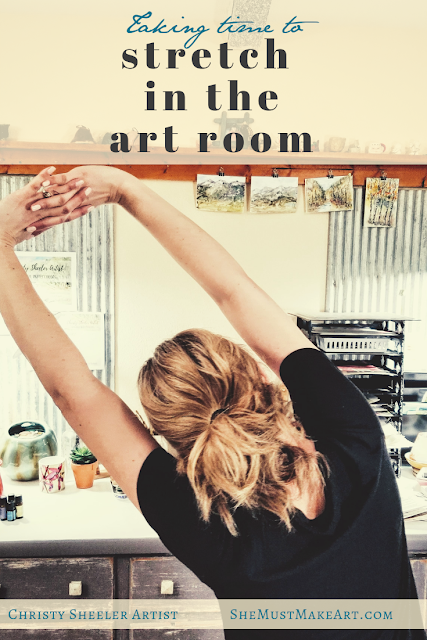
[137,447,230,583]
[280,348,389,504]
[279,348,382,441]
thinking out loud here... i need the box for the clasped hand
[0,166,128,248]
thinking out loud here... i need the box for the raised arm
[32,167,316,377]
[0,169,157,508]
[120,177,317,376]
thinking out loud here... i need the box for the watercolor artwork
[305,174,354,212]
[364,178,399,227]
[196,174,246,213]
[250,177,298,213]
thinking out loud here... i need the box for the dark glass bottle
[6,495,16,521]
[0,496,6,521]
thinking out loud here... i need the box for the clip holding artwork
[250,175,298,213]
[305,174,354,213]
[196,173,246,213]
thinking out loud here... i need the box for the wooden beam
[1,164,427,187]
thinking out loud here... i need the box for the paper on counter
[398,476,427,518]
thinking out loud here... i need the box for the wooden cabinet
[129,556,223,640]
[0,555,224,640]
[0,557,114,640]
[1,555,426,638]
[0,557,114,599]
[0,632,112,640]
[130,630,222,640]
[411,558,427,627]
[130,556,215,599]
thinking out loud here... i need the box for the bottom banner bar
[0,599,425,630]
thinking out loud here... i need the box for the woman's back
[137,349,423,639]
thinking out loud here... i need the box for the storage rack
[292,313,412,477]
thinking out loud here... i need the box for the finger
[26,167,57,195]
[30,178,86,207]
[45,187,92,218]
[32,227,53,237]
[28,205,94,232]
[37,171,83,190]
[30,184,83,213]
[31,186,92,219]
[17,229,37,243]
[41,180,84,196]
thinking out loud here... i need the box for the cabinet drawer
[410,558,427,628]
[0,557,114,599]
[130,556,215,599]
[131,632,223,640]
[0,632,112,640]
[130,557,223,640]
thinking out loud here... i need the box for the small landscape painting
[250,177,298,213]
[364,178,399,227]
[196,174,246,213]
[305,174,354,212]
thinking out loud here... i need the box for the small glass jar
[110,477,127,500]
[15,495,23,519]
[0,496,7,521]
[6,495,16,521]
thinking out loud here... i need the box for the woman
[0,167,424,639]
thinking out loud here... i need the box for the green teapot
[0,421,58,481]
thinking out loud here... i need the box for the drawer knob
[69,581,82,596]
[160,579,174,595]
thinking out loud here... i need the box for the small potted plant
[70,445,97,489]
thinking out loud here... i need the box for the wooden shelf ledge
[0,142,426,186]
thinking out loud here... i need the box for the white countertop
[1,466,427,556]
[0,471,164,556]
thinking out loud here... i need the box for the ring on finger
[41,185,52,198]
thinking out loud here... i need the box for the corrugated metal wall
[0,175,114,453]
[326,187,427,372]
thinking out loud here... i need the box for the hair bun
[210,407,229,423]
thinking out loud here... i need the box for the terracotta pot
[71,462,97,489]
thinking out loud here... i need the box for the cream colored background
[114,181,327,409]
[0,0,426,152]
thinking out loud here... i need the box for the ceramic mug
[368,142,386,154]
[39,456,66,493]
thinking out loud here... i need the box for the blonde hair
[138,329,327,536]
